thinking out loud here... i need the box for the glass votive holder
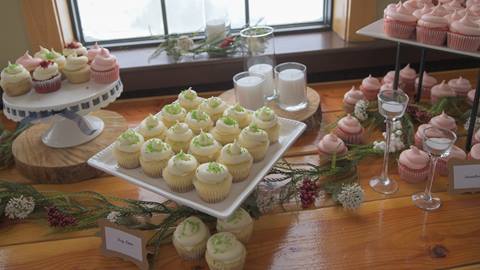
[233,71,265,111]
[240,26,276,101]
[275,62,308,112]
[204,0,230,43]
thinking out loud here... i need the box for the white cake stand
[2,79,123,148]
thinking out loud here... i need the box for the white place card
[448,159,480,194]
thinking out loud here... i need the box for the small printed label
[453,164,480,189]
[104,227,143,261]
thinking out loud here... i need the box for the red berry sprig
[46,206,77,227]
[299,178,318,208]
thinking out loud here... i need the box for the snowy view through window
[75,0,325,42]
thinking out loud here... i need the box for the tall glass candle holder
[204,0,230,43]
[240,26,276,101]
[233,71,265,111]
[275,62,307,112]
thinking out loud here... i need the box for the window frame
[68,0,332,48]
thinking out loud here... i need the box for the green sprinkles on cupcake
[207,162,224,174]
[191,110,208,121]
[181,87,197,100]
[221,116,237,126]
[164,103,182,115]
[119,129,140,144]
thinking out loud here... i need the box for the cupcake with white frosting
[34,46,51,60]
[63,54,90,84]
[211,116,241,145]
[185,109,214,134]
[160,103,187,128]
[216,208,253,244]
[173,216,210,260]
[205,232,246,270]
[165,122,194,153]
[193,162,232,203]
[0,62,31,97]
[163,151,198,192]
[198,97,227,122]
[43,49,66,71]
[238,124,270,162]
[189,131,222,163]
[113,129,144,169]
[178,87,203,111]
[63,41,88,57]
[139,138,173,177]
[223,103,252,128]
[32,61,62,94]
[217,140,253,182]
[138,114,166,140]
[252,106,280,144]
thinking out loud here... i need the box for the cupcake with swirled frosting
[205,232,246,270]
[447,14,480,51]
[238,124,269,162]
[178,87,203,111]
[398,146,430,183]
[223,103,252,128]
[414,5,433,20]
[416,5,449,45]
[32,61,62,94]
[113,129,144,169]
[189,131,222,163]
[467,88,476,106]
[34,46,51,60]
[90,48,119,84]
[400,64,417,96]
[382,70,406,91]
[0,62,32,97]
[87,43,105,63]
[193,162,232,203]
[216,208,253,244]
[160,103,187,128]
[429,111,457,131]
[198,97,227,122]
[40,49,66,71]
[334,114,364,144]
[185,109,213,134]
[444,9,463,24]
[211,116,241,145]
[343,86,365,113]
[430,80,456,103]
[15,51,42,73]
[468,143,480,160]
[165,122,194,153]
[217,140,253,182]
[384,3,418,39]
[63,41,88,57]
[414,123,433,147]
[139,138,173,177]
[163,151,198,192]
[415,71,438,99]
[138,114,166,140]
[317,133,348,165]
[252,106,280,143]
[63,54,90,84]
[172,216,210,260]
[438,145,466,176]
[360,75,381,101]
[448,76,472,97]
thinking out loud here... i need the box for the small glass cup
[233,71,265,111]
[370,89,409,195]
[275,62,307,112]
[240,26,276,101]
[413,126,456,211]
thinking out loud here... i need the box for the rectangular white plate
[88,116,306,218]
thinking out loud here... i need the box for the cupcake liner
[334,127,363,145]
[91,64,119,84]
[216,222,254,245]
[64,66,90,84]
[416,26,447,46]
[165,138,190,153]
[447,32,480,52]
[113,148,140,169]
[414,84,432,99]
[219,159,253,182]
[205,246,246,270]
[402,81,416,97]
[193,175,232,203]
[173,236,209,261]
[33,74,62,94]
[437,158,450,176]
[398,162,429,183]
[189,150,220,164]
[2,78,31,97]
[139,157,169,178]
[163,167,195,193]
[238,140,268,162]
[384,19,416,39]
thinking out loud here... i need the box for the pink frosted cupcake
[469,4,480,16]
[444,9,463,24]
[343,86,365,113]
[473,128,480,144]
[430,80,456,103]
[382,70,406,90]
[334,114,364,144]
[443,0,464,13]
[429,111,457,131]
[384,3,418,39]
[398,146,430,183]
[467,89,476,105]
[467,0,480,8]
[90,48,119,84]
[400,64,417,96]
[414,123,433,147]
[416,6,449,45]
[415,71,438,99]
[15,51,42,73]
[447,15,480,52]
[468,143,480,160]
[414,5,434,19]
[360,75,381,101]
[403,0,422,13]
[87,42,106,63]
[63,41,88,57]
[380,83,405,93]
[32,61,62,94]
[438,145,466,176]
[448,76,472,97]
[317,133,348,165]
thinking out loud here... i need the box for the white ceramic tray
[88,116,306,218]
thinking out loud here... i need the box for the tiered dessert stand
[2,79,127,183]
[357,19,480,151]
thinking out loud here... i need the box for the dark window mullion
[244,0,250,27]
[160,0,169,35]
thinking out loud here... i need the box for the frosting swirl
[223,104,250,123]
[399,145,430,169]
[32,61,59,81]
[219,140,252,164]
[216,208,252,233]
[431,80,456,98]
[173,216,209,246]
[141,138,173,161]
[139,114,165,137]
[215,117,240,135]
[470,143,480,160]
[166,122,193,142]
[448,76,472,94]
[386,3,417,23]
[400,64,417,81]
[317,133,348,155]
[429,111,457,130]
[189,131,221,156]
[91,48,117,71]
[206,232,245,261]
[115,129,144,153]
[166,151,198,176]
[444,145,466,161]
[361,75,381,90]
[415,71,438,87]
[337,114,362,133]
[15,51,42,72]
[1,62,31,84]
[64,54,89,72]
[450,14,480,35]
[161,103,187,122]
[34,46,50,60]
[239,124,269,146]
[178,87,202,109]
[253,106,278,129]
[199,97,227,115]
[186,110,213,131]
[63,42,88,57]
[414,6,434,19]
[87,43,105,62]
[419,6,450,28]
[196,162,230,184]
[344,86,365,105]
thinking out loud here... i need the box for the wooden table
[1,69,480,270]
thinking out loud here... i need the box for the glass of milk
[274,62,307,112]
[233,71,266,111]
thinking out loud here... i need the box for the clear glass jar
[275,62,308,112]
[233,71,265,110]
[240,26,276,101]
[204,0,230,43]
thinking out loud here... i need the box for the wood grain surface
[0,68,479,270]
